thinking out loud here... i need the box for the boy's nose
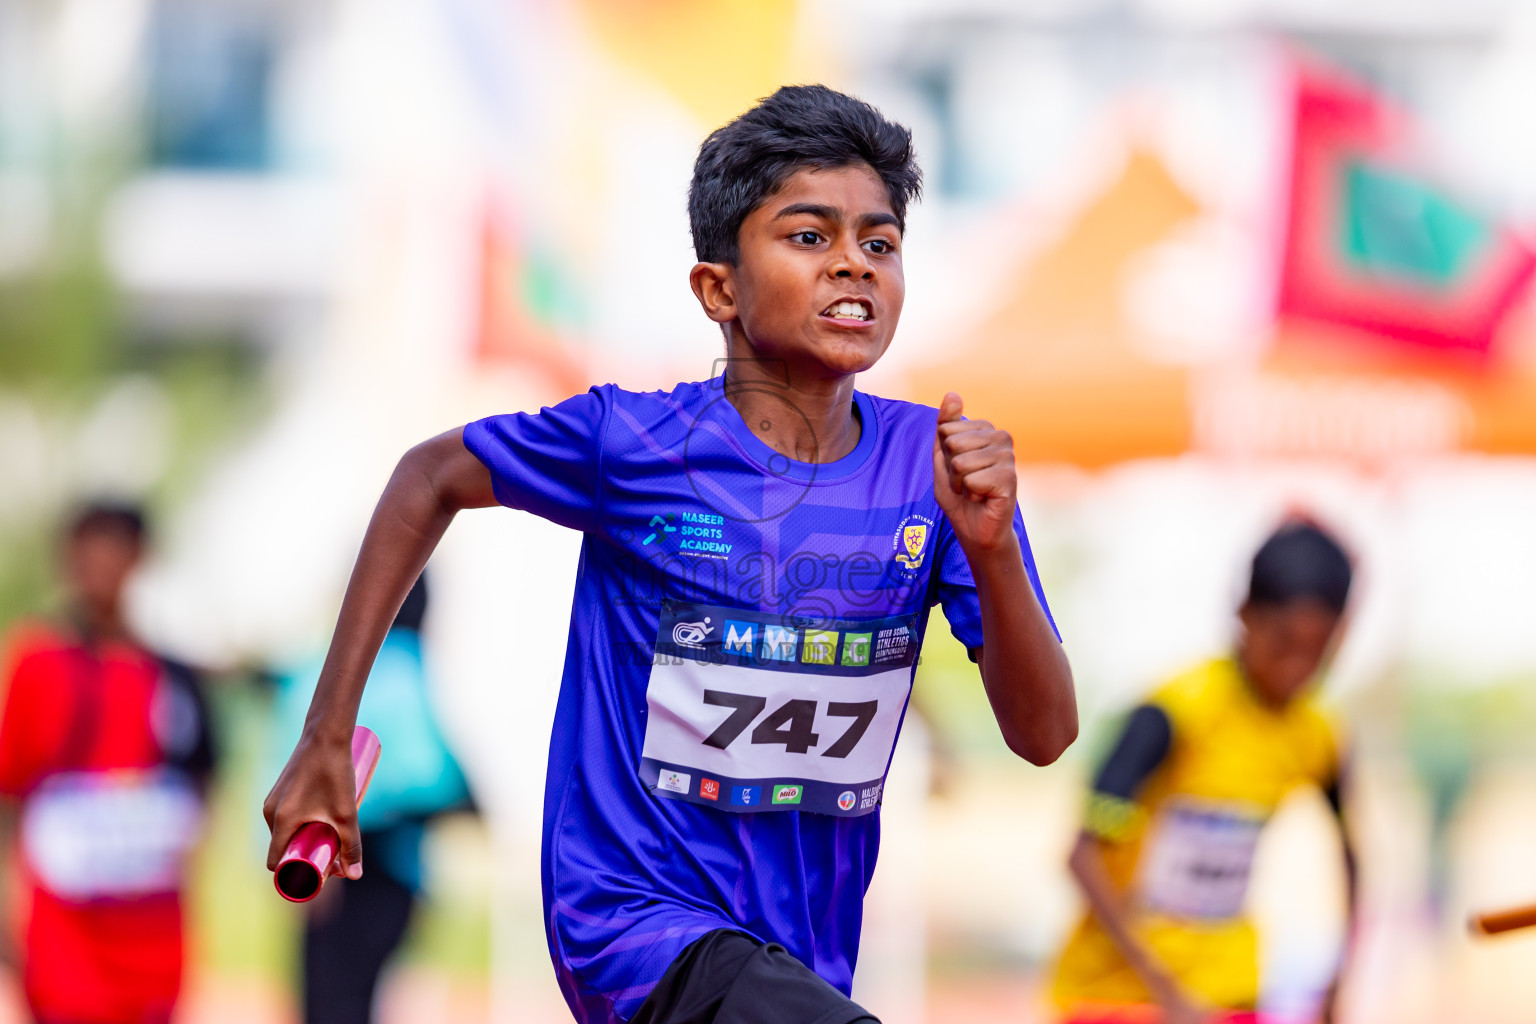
[830,248,874,281]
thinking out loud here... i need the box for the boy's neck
[720,355,862,465]
[1233,647,1290,712]
[66,602,131,648]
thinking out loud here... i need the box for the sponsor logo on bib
[838,791,857,811]
[762,624,797,661]
[841,633,872,667]
[772,785,803,805]
[801,630,837,665]
[723,621,756,654]
[731,785,760,806]
[658,769,691,794]
[672,619,714,649]
[700,778,720,801]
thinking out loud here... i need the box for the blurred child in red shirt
[0,504,215,1024]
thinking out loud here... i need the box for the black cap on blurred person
[1246,520,1353,615]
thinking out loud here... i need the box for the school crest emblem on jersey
[893,516,931,571]
[902,525,926,561]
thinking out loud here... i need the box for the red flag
[1277,60,1535,355]
[475,200,589,396]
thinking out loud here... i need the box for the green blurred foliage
[0,246,116,391]
[191,683,298,977]
[911,614,1016,762]
[0,166,271,630]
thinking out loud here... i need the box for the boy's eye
[793,230,823,245]
[864,238,895,255]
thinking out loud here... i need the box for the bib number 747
[702,692,877,758]
[639,603,919,816]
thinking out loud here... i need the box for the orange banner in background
[907,149,1196,469]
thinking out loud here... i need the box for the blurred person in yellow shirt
[1052,521,1357,1024]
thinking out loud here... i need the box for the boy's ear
[689,262,737,324]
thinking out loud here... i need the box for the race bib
[21,769,203,901]
[1137,800,1264,920]
[640,601,919,816]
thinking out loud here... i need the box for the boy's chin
[800,335,888,376]
[737,329,889,377]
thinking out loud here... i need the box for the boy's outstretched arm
[932,392,1077,765]
[262,428,497,878]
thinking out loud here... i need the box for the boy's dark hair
[68,501,148,546]
[1246,520,1352,615]
[689,84,923,264]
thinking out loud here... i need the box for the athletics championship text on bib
[640,601,919,816]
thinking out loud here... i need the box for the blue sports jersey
[464,376,1055,1022]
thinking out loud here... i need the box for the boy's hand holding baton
[269,726,381,902]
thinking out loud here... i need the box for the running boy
[1051,521,1357,1024]
[264,85,1077,1023]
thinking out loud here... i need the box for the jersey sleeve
[462,387,611,533]
[1083,704,1173,843]
[156,657,218,787]
[931,503,1059,650]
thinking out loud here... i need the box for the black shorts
[630,929,880,1024]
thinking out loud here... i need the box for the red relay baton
[274,725,382,903]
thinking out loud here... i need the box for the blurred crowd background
[5,0,1536,1021]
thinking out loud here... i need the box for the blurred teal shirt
[271,628,470,834]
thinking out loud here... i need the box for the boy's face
[1238,599,1343,707]
[691,163,904,377]
[65,526,141,621]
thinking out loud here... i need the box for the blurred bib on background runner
[640,601,918,816]
[1136,799,1264,920]
[21,768,203,902]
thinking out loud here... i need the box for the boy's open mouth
[819,300,873,323]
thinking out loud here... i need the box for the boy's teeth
[827,301,869,319]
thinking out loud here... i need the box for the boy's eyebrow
[772,204,902,231]
[858,212,901,231]
[773,202,839,222]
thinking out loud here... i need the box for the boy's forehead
[70,524,142,552]
[1254,600,1340,632]
[765,163,894,217]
